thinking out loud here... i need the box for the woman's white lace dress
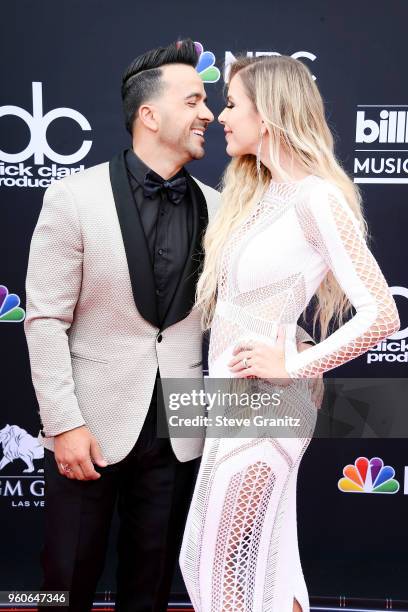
[179,176,399,612]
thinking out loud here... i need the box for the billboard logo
[354,106,408,184]
[356,110,408,144]
[195,42,221,83]
[338,456,399,494]
[0,285,25,323]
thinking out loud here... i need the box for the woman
[179,56,399,612]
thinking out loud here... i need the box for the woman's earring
[256,129,263,177]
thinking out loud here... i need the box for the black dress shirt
[125,148,192,326]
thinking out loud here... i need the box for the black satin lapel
[161,174,209,332]
[109,151,159,328]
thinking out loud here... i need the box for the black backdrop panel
[1,0,407,601]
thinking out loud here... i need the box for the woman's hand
[228,326,290,384]
[228,329,325,409]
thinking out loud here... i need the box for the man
[25,39,314,611]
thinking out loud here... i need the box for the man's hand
[54,425,108,481]
[297,341,325,410]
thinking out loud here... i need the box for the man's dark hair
[121,39,199,134]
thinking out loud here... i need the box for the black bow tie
[143,170,187,205]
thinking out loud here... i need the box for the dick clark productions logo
[367,286,408,365]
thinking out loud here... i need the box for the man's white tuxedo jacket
[24,152,312,464]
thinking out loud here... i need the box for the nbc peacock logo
[0,285,25,323]
[195,42,221,83]
[338,456,400,494]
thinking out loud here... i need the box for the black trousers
[41,378,198,611]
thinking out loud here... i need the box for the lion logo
[0,424,44,473]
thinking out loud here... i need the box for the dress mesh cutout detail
[180,176,399,612]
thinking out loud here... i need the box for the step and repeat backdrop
[1,0,407,604]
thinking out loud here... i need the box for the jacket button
[157,334,163,343]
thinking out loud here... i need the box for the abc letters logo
[0,82,92,165]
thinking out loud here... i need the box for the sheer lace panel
[289,192,400,377]
[211,462,276,612]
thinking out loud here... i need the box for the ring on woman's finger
[242,357,250,369]
[60,463,72,474]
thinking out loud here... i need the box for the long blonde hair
[196,55,367,339]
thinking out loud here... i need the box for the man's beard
[158,132,205,164]
[186,135,205,160]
